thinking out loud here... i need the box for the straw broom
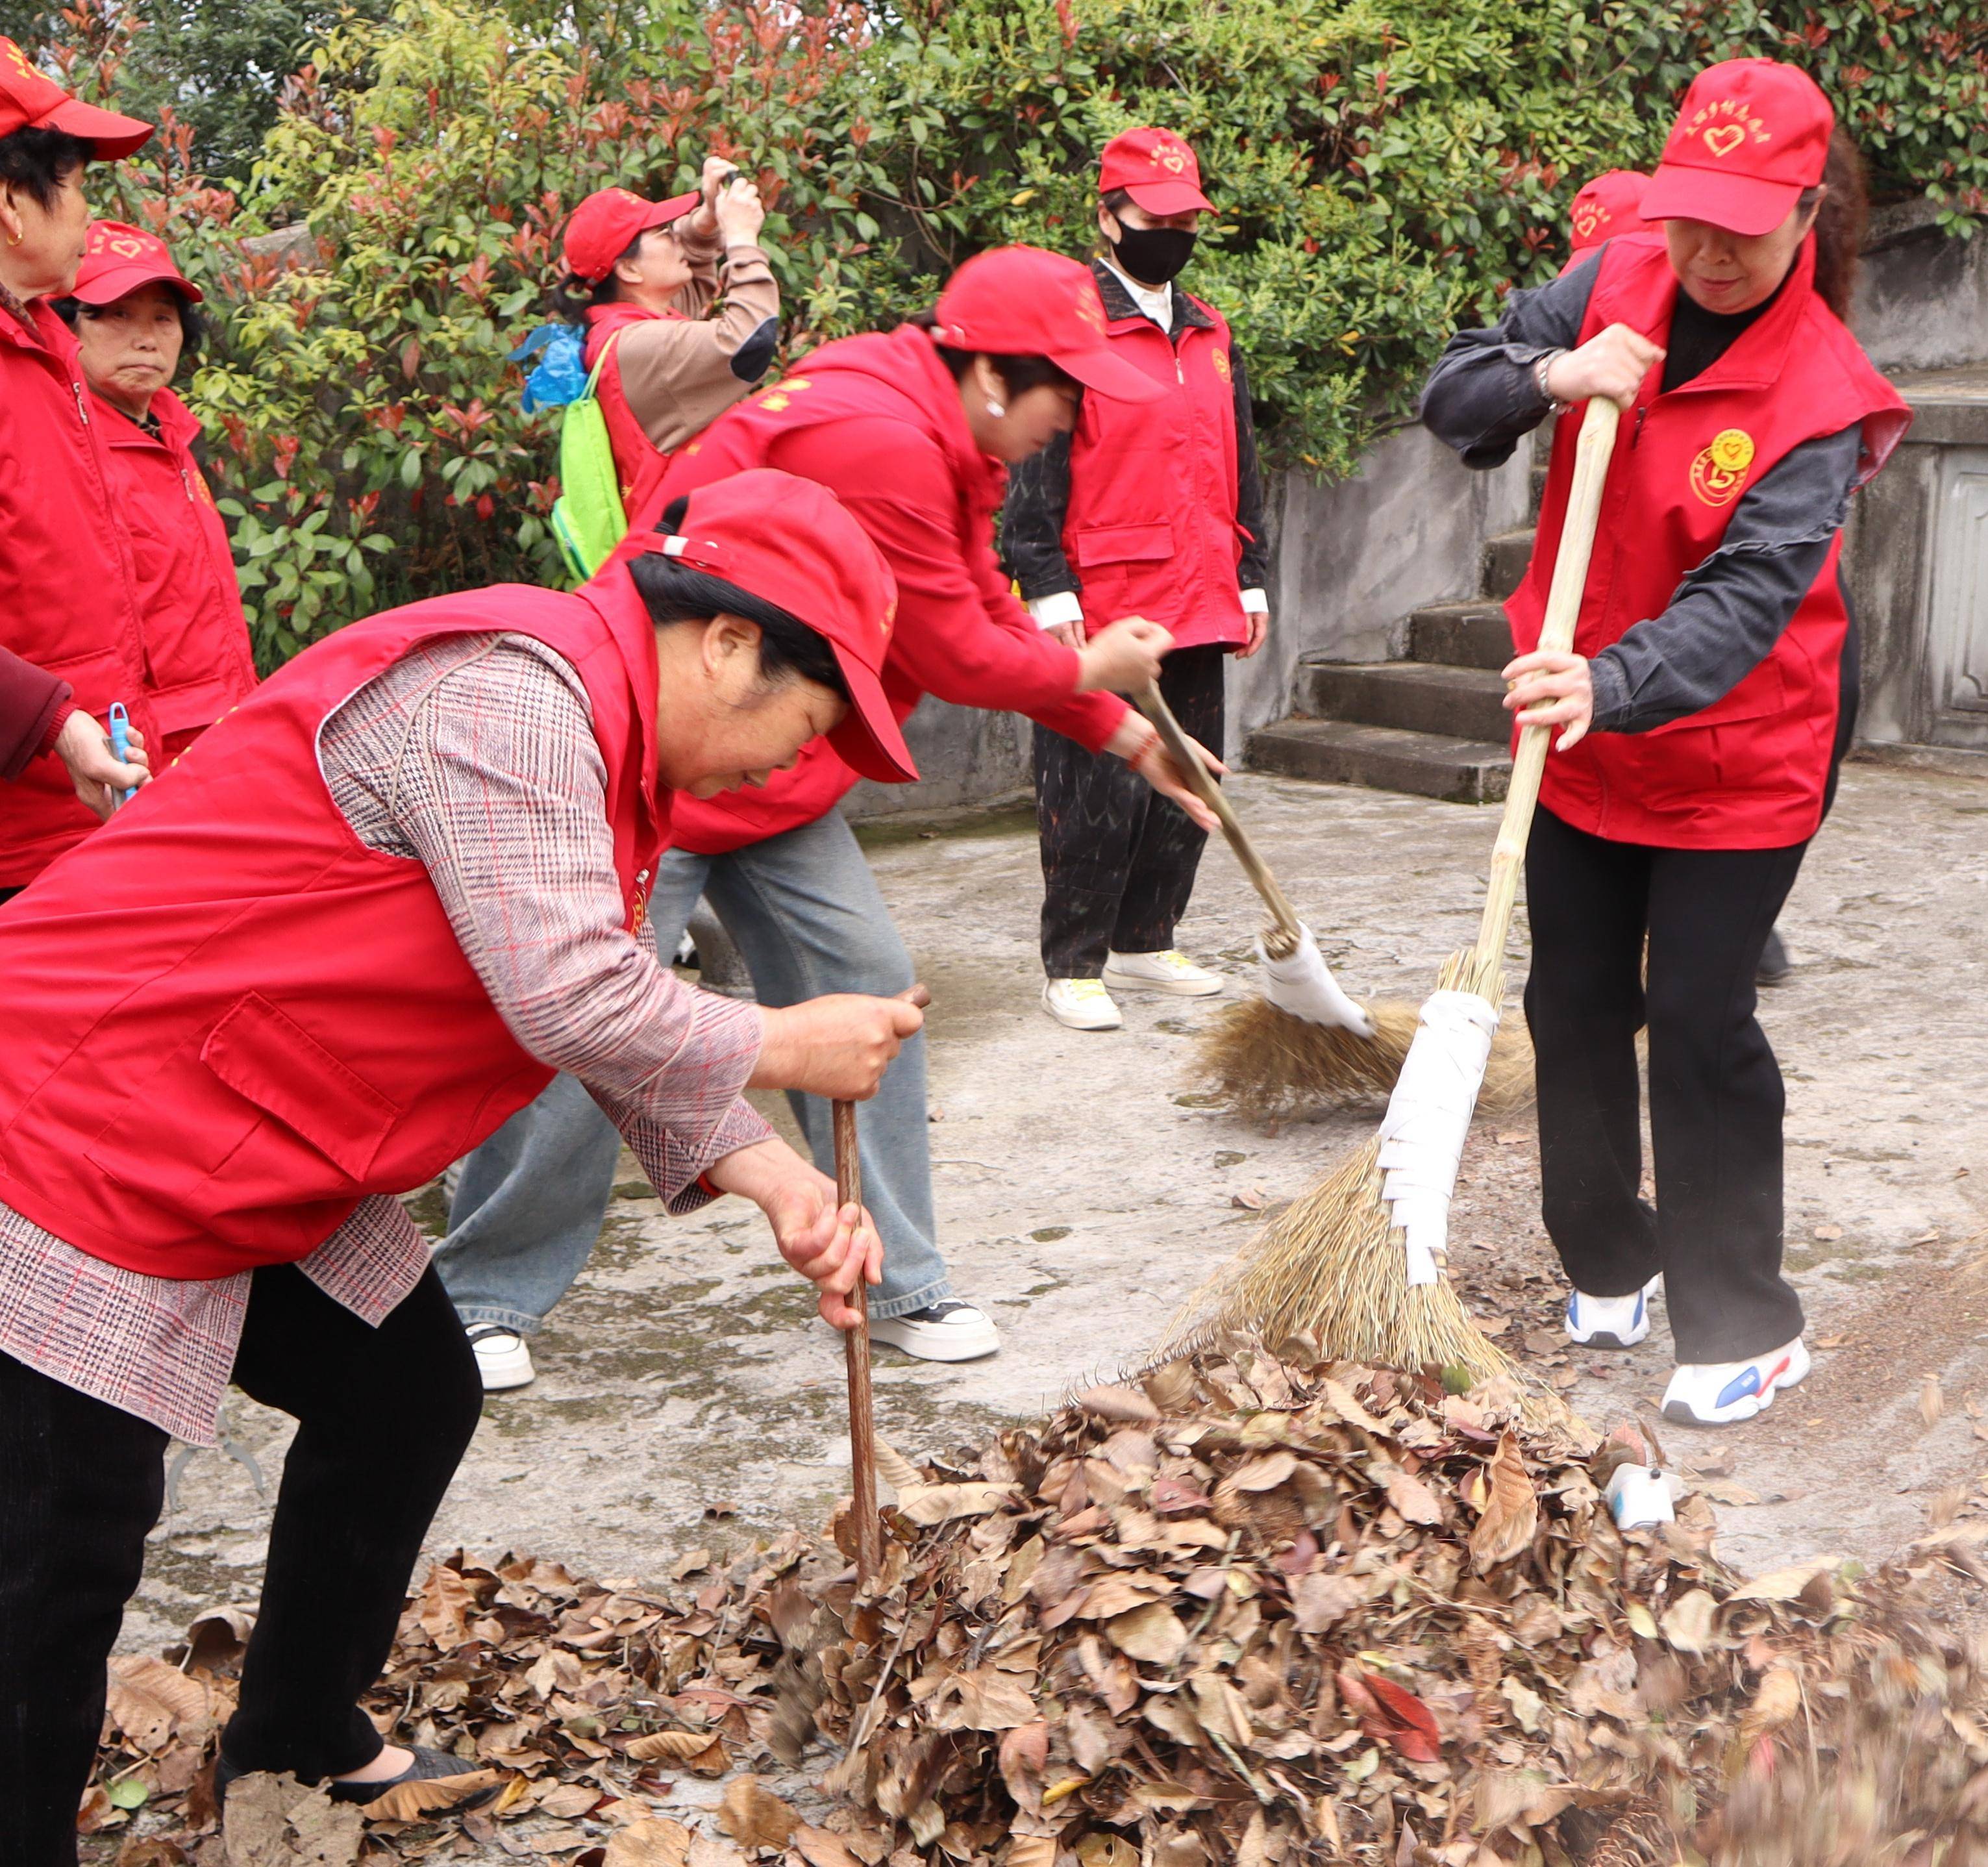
[1166,397,1621,1378]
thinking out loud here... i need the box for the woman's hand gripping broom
[1163,397,1621,1383]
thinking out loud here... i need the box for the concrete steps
[1242,444,1543,803]
[1249,718,1511,803]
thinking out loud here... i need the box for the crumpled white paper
[1376,990,1500,1284]
[1254,923,1375,1037]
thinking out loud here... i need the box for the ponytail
[1804,127,1867,324]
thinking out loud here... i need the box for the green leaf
[106,1779,148,1810]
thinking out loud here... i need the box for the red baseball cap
[71,220,200,304]
[562,184,702,285]
[1099,127,1213,216]
[1568,170,1652,253]
[932,247,1162,403]
[1641,59,1834,238]
[623,468,916,786]
[0,37,151,159]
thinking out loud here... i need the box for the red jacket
[98,386,258,762]
[0,297,156,886]
[1507,234,1909,848]
[643,324,1126,855]
[0,566,664,1280]
[1060,292,1247,649]
[585,301,680,508]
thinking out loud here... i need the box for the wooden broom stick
[834,1096,881,1586]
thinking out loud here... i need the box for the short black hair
[53,290,205,357]
[1100,187,1135,219]
[904,308,1080,401]
[551,231,649,327]
[0,127,92,210]
[629,495,850,700]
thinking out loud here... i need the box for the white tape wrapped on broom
[1254,923,1375,1037]
[1375,990,1499,1284]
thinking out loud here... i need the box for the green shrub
[36,0,1988,662]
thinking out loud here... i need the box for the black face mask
[1108,223,1197,287]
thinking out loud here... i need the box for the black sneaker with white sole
[868,1300,1000,1362]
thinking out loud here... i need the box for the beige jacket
[612,220,781,454]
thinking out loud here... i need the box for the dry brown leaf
[930,1667,1039,1732]
[792,1827,868,1867]
[1076,1837,1137,1867]
[1076,1384,1160,1425]
[1921,1375,1945,1428]
[1003,1838,1059,1867]
[717,1775,799,1851]
[1737,1664,1802,1747]
[106,1655,210,1751]
[1468,1433,1537,1571]
[360,1766,500,1823]
[892,1481,1019,1526]
[184,1605,256,1674]
[217,1770,364,1866]
[1728,1557,1846,1603]
[1289,1570,1363,1633]
[538,1779,608,1818]
[415,1563,478,1649]
[604,1820,695,1867]
[686,1838,747,1867]
[1226,1450,1298,1492]
[625,1729,724,1762]
[874,1439,925,1492]
[1660,1589,1718,1655]
[1106,1603,1188,1666]
[1378,1460,1445,1527]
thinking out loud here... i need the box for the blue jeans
[432,810,952,1332]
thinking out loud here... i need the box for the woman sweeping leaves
[1420,58,1910,1425]
[0,471,924,1862]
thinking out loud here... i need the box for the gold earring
[3,231,19,247]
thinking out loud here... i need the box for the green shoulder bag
[550,333,628,583]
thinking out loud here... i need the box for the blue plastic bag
[512,323,589,413]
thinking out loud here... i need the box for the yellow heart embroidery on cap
[1702,123,1747,159]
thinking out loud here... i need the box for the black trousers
[1034,643,1225,977]
[1,1262,482,1867]
[1523,807,1809,1364]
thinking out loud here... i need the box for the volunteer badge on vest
[752,375,810,414]
[1689,427,1756,507]
[1211,349,1231,382]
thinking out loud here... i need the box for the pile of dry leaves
[88,1347,1988,1866]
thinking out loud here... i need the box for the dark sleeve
[1231,349,1271,591]
[1418,255,1601,469]
[999,429,1077,601]
[1587,424,1863,734]
[0,645,70,783]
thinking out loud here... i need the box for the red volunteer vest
[586,303,682,508]
[98,386,258,760]
[0,299,156,886]
[1506,234,1910,848]
[1062,282,1248,649]
[0,566,665,1280]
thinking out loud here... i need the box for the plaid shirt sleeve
[323,631,775,1205]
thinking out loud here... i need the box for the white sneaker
[1102,949,1224,997]
[1043,978,1123,1030]
[1662,1338,1810,1427]
[869,1301,1000,1362]
[467,1326,535,1392]
[1565,1276,1660,1349]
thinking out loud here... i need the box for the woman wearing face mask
[554,160,780,505]
[1419,59,1910,1427]
[435,246,1217,1386]
[1002,128,1271,1031]
[0,42,155,891]
[56,222,256,764]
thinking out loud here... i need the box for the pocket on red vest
[84,992,403,1249]
[1071,520,1175,567]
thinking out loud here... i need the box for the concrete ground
[130,756,1988,1655]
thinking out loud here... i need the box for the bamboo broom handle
[1472,398,1621,971]
[835,1096,882,1586]
[1134,682,1305,944]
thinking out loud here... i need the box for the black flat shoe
[215,1744,497,1809]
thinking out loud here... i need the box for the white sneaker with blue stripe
[1661,1338,1811,1427]
[1564,1276,1659,1349]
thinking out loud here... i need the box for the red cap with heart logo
[563,184,702,285]
[932,246,1162,403]
[614,468,917,785]
[1098,127,1214,216]
[72,220,200,305]
[1568,170,1652,254]
[0,36,152,158]
[1641,58,1834,238]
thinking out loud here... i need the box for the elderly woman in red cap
[1421,58,1910,1427]
[554,159,781,508]
[435,247,1213,1388]
[0,469,927,1861]
[1563,168,1653,269]
[55,221,256,764]
[0,38,155,894]
[1002,127,1271,1031]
